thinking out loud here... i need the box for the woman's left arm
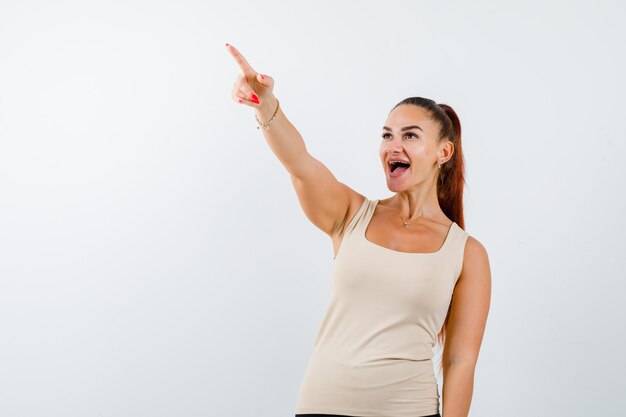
[441,236,492,417]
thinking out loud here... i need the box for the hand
[226,43,275,108]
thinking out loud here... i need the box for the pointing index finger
[226,44,257,77]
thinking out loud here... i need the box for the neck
[393,191,440,222]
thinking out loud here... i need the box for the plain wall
[1,0,625,416]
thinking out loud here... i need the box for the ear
[440,141,454,163]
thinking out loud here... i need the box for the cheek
[410,146,431,158]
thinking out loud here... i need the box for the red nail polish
[260,74,265,79]
[238,99,243,103]
[251,94,259,102]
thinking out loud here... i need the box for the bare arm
[442,362,475,417]
[441,236,491,417]
[255,96,361,237]
[227,44,360,237]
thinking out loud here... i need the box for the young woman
[226,43,491,417]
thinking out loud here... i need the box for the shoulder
[464,235,488,258]
[459,234,491,283]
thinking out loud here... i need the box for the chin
[386,181,406,191]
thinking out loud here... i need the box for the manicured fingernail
[251,94,259,102]
[238,99,243,103]
[225,43,229,47]
[260,74,265,79]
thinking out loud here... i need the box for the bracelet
[255,98,280,130]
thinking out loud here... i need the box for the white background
[1,1,625,416]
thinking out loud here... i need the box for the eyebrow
[382,125,424,132]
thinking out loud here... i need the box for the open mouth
[388,160,411,175]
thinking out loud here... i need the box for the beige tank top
[294,197,469,417]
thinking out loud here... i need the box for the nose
[385,136,404,154]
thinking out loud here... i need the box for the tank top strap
[447,223,470,284]
[341,196,377,239]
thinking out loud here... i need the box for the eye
[381,132,418,140]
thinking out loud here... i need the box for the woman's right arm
[255,95,361,238]
[226,43,359,238]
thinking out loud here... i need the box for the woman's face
[379,104,444,191]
